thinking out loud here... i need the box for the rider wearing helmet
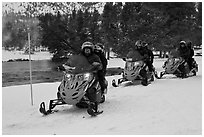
[141,41,154,72]
[178,41,190,59]
[135,40,143,50]
[81,41,103,111]
[178,40,190,77]
[135,40,154,72]
[81,41,102,71]
[94,43,108,93]
[134,40,149,84]
[187,41,194,70]
[94,43,107,72]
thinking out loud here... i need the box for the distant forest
[2,2,202,59]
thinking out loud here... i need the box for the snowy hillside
[2,56,202,135]
[2,50,52,61]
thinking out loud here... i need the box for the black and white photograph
[2,2,202,135]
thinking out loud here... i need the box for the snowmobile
[159,56,198,79]
[112,57,156,87]
[39,54,108,116]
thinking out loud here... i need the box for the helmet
[96,43,104,49]
[135,40,142,49]
[81,41,94,51]
[142,41,148,47]
[180,41,186,47]
[95,43,104,52]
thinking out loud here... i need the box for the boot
[87,102,103,116]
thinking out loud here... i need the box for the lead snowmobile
[39,54,108,116]
[112,50,157,87]
[159,50,198,78]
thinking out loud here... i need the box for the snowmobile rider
[135,40,154,73]
[133,40,149,84]
[81,41,103,113]
[187,41,194,70]
[177,40,190,77]
[94,43,108,93]
[81,41,103,72]
[141,41,154,73]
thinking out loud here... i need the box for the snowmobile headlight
[126,58,132,61]
[126,62,132,68]
[77,74,84,81]
[83,73,91,81]
[65,73,72,80]
[169,58,173,63]
[134,61,140,66]
[174,58,179,62]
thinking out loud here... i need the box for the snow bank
[2,57,202,135]
[2,50,52,61]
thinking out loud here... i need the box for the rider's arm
[149,50,154,63]
[91,55,103,71]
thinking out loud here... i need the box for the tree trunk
[163,51,166,58]
[159,51,162,58]
[107,47,110,60]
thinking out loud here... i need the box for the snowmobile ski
[39,102,53,115]
[39,99,65,116]
[154,70,160,79]
[112,79,118,87]
[87,108,103,116]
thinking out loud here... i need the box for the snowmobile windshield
[169,49,180,58]
[126,50,144,62]
[64,54,93,74]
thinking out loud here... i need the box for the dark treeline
[2,2,202,60]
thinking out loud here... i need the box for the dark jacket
[95,51,107,71]
[137,47,153,63]
[189,49,194,58]
[81,52,102,71]
[137,48,146,57]
[146,48,154,64]
[178,46,190,60]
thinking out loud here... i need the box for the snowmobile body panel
[161,57,198,78]
[123,60,146,81]
[58,72,95,105]
[164,57,184,74]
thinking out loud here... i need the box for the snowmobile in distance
[112,57,156,87]
[39,54,108,116]
[159,55,198,79]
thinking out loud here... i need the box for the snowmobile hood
[126,50,144,62]
[124,60,145,81]
[169,49,180,58]
[164,57,184,74]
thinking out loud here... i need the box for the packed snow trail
[2,57,202,135]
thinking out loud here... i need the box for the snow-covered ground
[2,55,202,135]
[2,50,52,61]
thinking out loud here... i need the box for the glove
[91,62,102,71]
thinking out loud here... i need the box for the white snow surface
[2,56,202,135]
[2,50,52,61]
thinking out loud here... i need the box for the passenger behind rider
[81,41,104,112]
[133,40,149,83]
[94,43,108,93]
[135,40,154,73]
[177,40,190,77]
[141,41,154,73]
[187,41,195,70]
[81,41,103,71]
